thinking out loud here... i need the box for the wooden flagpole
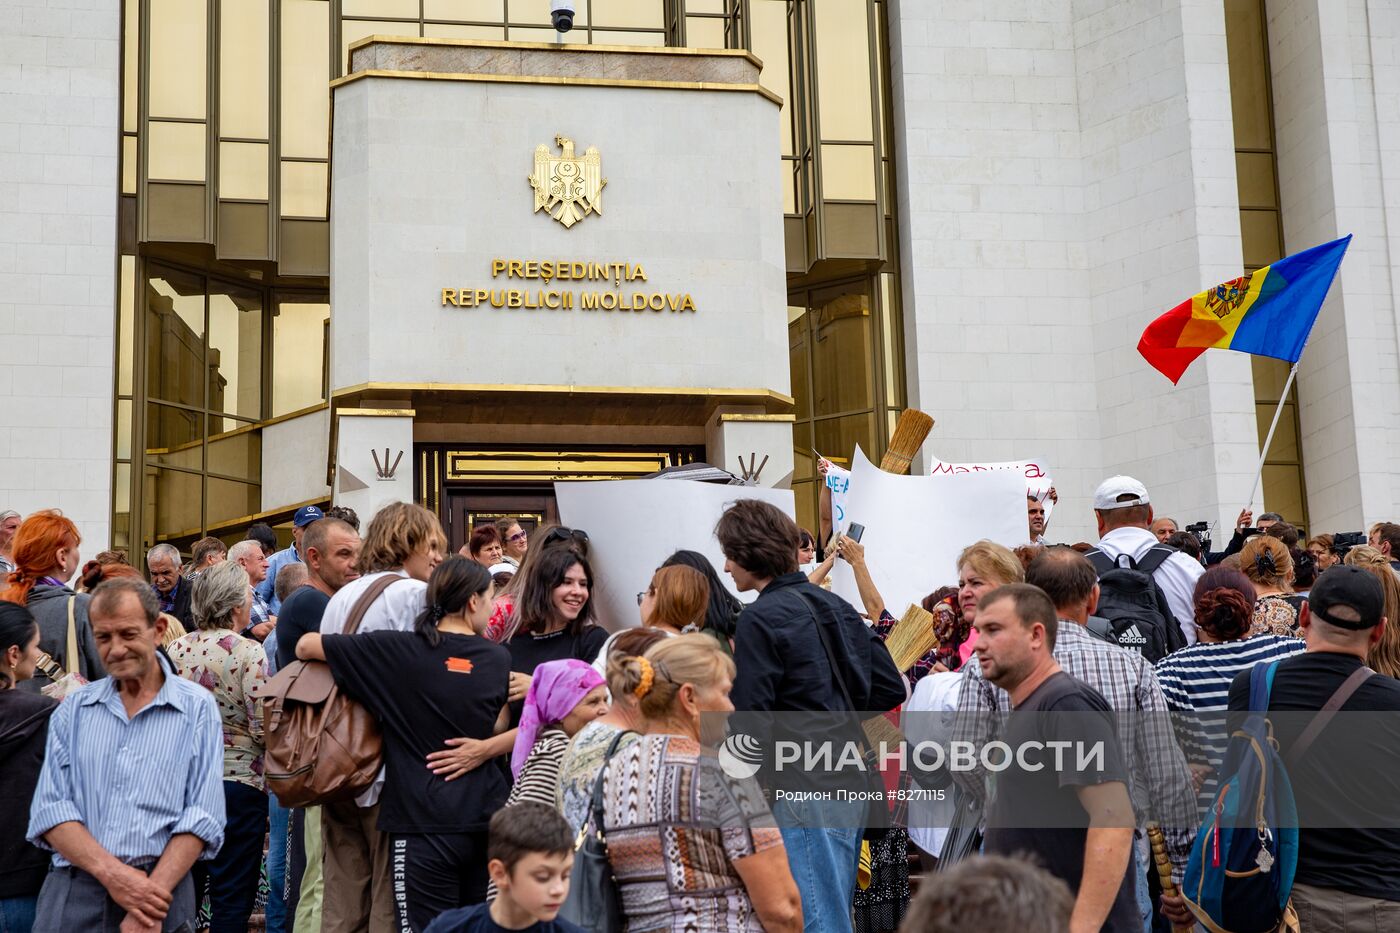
[1244,360,1299,514]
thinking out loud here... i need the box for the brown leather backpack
[259,574,399,807]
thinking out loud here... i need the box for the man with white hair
[0,509,20,575]
[146,542,194,629]
[228,540,273,641]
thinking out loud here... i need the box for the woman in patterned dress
[1241,536,1300,636]
[601,634,802,932]
[167,561,269,933]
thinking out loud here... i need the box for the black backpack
[1084,545,1187,663]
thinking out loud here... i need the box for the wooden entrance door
[445,487,559,555]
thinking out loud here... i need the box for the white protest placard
[928,454,1055,521]
[820,455,852,531]
[830,448,1027,617]
[554,479,795,632]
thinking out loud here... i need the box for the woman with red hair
[0,510,103,692]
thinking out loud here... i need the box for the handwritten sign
[928,454,1055,521]
[820,455,852,529]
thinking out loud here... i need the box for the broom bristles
[885,603,939,672]
[879,409,935,475]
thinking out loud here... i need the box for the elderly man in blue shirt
[258,505,324,616]
[27,576,225,933]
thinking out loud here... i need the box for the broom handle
[1146,823,1193,933]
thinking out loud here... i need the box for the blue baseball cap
[293,505,325,528]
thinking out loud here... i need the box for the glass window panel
[151,467,204,539]
[147,121,207,181]
[112,462,132,550]
[751,0,791,152]
[219,142,269,200]
[788,304,811,420]
[820,144,876,200]
[814,413,876,468]
[813,0,873,141]
[686,16,725,47]
[220,0,270,139]
[1257,402,1299,463]
[118,256,135,394]
[507,25,568,42]
[423,0,503,19]
[123,0,139,132]
[1240,209,1282,268]
[116,399,132,460]
[424,23,506,38]
[593,0,662,28]
[280,161,329,217]
[689,0,724,12]
[272,298,330,414]
[1224,0,1272,150]
[1261,464,1305,527]
[509,0,556,25]
[146,266,206,407]
[207,281,263,420]
[207,429,261,481]
[782,161,796,213]
[1251,356,1293,400]
[281,0,331,155]
[792,421,813,482]
[810,282,873,415]
[880,273,903,408]
[343,0,420,16]
[148,0,207,119]
[1236,151,1277,208]
[587,29,663,45]
[206,476,262,528]
[341,20,419,72]
[792,479,816,541]
[122,136,137,194]
[146,403,204,467]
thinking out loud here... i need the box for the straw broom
[884,604,938,673]
[1146,822,1193,933]
[878,409,935,475]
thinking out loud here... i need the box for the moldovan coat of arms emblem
[528,135,606,229]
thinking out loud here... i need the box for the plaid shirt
[951,621,1197,872]
[244,587,271,635]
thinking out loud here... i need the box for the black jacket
[730,573,905,714]
[0,689,58,898]
[167,577,195,630]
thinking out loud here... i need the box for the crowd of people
[0,484,1398,933]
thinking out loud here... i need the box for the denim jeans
[193,781,268,933]
[0,895,37,933]
[266,794,290,933]
[1133,833,1152,933]
[772,796,862,933]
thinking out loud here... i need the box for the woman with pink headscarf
[507,658,609,806]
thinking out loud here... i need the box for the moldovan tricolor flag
[1137,235,1351,383]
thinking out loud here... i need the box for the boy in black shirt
[973,583,1138,932]
[425,803,582,933]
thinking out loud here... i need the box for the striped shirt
[27,653,226,866]
[953,621,1199,868]
[1155,634,1305,810]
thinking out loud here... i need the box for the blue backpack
[1183,660,1300,933]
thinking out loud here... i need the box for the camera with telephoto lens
[1185,521,1212,554]
[1331,531,1366,558]
[550,0,575,31]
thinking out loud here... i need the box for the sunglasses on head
[543,527,589,546]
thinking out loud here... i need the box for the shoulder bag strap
[344,574,402,636]
[1084,548,1115,576]
[65,596,79,676]
[1285,665,1374,769]
[586,729,636,834]
[795,590,857,712]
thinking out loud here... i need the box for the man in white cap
[1089,475,1204,644]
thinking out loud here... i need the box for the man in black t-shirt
[267,516,361,932]
[1217,566,1400,926]
[275,518,361,670]
[974,583,1138,932]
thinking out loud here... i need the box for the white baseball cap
[1093,475,1151,510]
[488,562,516,576]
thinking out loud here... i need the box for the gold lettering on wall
[439,259,696,314]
